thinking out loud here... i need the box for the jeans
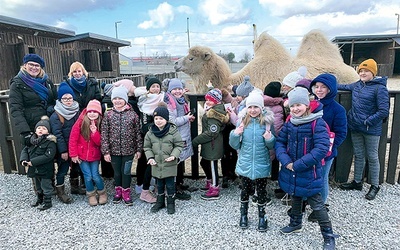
[351,132,380,186]
[56,156,70,186]
[240,176,268,204]
[79,160,104,192]
[156,177,175,196]
[321,158,334,204]
[111,155,133,189]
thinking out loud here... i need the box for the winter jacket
[50,110,80,154]
[192,103,229,161]
[69,109,102,162]
[9,75,57,135]
[263,95,285,135]
[337,77,389,136]
[20,134,57,179]
[101,104,143,156]
[64,77,101,111]
[229,108,276,180]
[143,123,184,179]
[275,116,330,198]
[310,75,347,160]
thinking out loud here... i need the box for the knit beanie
[103,83,114,97]
[167,78,183,92]
[358,59,378,76]
[288,87,310,107]
[264,81,281,98]
[153,105,170,121]
[57,82,76,100]
[86,100,102,114]
[236,76,254,97]
[295,79,312,92]
[283,66,307,88]
[111,86,129,103]
[146,77,162,90]
[246,92,264,110]
[205,88,223,104]
[35,116,51,132]
[23,54,45,68]
[114,79,135,95]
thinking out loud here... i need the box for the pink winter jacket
[263,95,284,136]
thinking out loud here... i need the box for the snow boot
[201,185,220,200]
[257,203,268,232]
[113,186,122,204]
[167,195,176,214]
[87,190,98,206]
[321,227,339,250]
[151,194,166,213]
[38,196,52,211]
[239,201,249,229]
[31,192,44,207]
[122,187,133,206]
[280,214,303,234]
[56,184,72,204]
[70,178,85,195]
[140,189,156,203]
[97,189,108,205]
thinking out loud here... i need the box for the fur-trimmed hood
[206,104,229,124]
[237,106,275,126]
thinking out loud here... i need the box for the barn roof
[59,33,130,47]
[332,34,400,45]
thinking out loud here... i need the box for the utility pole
[115,21,122,39]
[396,13,399,35]
[187,17,191,49]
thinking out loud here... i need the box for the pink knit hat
[86,100,102,114]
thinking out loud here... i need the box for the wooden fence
[1,88,400,184]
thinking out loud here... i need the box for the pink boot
[201,185,220,200]
[140,190,156,203]
[113,186,122,204]
[122,187,133,206]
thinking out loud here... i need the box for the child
[338,59,389,200]
[69,100,107,206]
[164,78,195,200]
[275,87,338,249]
[101,86,143,206]
[143,104,184,214]
[20,116,57,211]
[50,82,80,203]
[281,67,307,117]
[229,92,275,232]
[192,88,229,200]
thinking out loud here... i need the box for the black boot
[280,214,303,234]
[70,178,86,195]
[257,203,268,232]
[365,185,380,200]
[38,196,52,211]
[239,201,249,229]
[31,192,44,207]
[167,195,175,214]
[321,227,339,250]
[339,180,363,191]
[151,194,165,213]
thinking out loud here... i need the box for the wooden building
[332,34,400,77]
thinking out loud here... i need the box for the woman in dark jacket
[9,54,57,146]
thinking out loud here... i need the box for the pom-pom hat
[283,66,307,88]
[358,59,378,76]
[23,54,45,68]
[205,88,223,104]
[35,116,51,132]
[86,100,102,114]
[58,82,76,100]
[104,83,114,97]
[236,76,254,97]
[288,87,310,107]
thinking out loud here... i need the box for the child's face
[247,106,261,118]
[281,84,293,95]
[149,84,161,94]
[170,88,183,98]
[60,94,74,107]
[154,116,167,129]
[35,125,49,136]
[290,103,308,117]
[87,111,99,120]
[359,69,374,82]
[237,95,245,102]
[205,100,217,108]
[72,67,84,79]
[112,97,126,110]
[313,82,329,99]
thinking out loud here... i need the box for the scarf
[290,110,323,125]
[18,70,49,103]
[151,122,170,138]
[69,75,87,93]
[30,134,46,146]
[54,100,80,120]
[138,92,165,115]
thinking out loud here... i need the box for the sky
[1,0,400,60]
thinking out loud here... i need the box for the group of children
[20,58,389,250]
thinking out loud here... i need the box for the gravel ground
[0,173,399,250]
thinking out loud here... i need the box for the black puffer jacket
[9,75,57,135]
[64,77,101,111]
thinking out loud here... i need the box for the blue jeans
[79,160,104,192]
[321,158,333,204]
[351,132,380,186]
[156,177,175,196]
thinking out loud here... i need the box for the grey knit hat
[288,87,310,107]
[235,76,254,97]
[111,86,128,103]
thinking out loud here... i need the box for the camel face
[174,46,213,76]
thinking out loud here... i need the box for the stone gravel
[0,173,399,250]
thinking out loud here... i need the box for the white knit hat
[246,92,264,110]
[283,66,307,88]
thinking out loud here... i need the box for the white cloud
[138,3,192,30]
[199,0,249,25]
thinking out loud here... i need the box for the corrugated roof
[332,34,400,44]
[59,33,130,47]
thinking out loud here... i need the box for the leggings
[240,176,268,204]
[200,158,219,186]
[111,155,133,189]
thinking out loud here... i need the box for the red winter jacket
[69,109,102,162]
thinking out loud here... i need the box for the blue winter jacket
[337,77,389,136]
[229,110,275,180]
[310,74,347,160]
[275,116,330,197]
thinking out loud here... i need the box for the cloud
[138,2,192,29]
[199,0,250,25]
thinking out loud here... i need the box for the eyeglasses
[61,97,73,101]
[27,62,41,68]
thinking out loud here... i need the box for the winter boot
[87,190,98,206]
[200,179,211,191]
[70,178,86,195]
[31,192,44,207]
[122,188,133,206]
[97,189,108,205]
[239,201,249,229]
[365,185,380,200]
[151,194,166,213]
[175,184,191,200]
[339,180,363,191]
[167,195,176,214]
[280,214,303,234]
[56,184,72,204]
[321,227,339,250]
[201,185,220,200]
[113,186,122,204]
[38,196,52,211]
[257,203,268,232]
[140,189,156,203]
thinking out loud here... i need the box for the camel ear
[203,52,212,61]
